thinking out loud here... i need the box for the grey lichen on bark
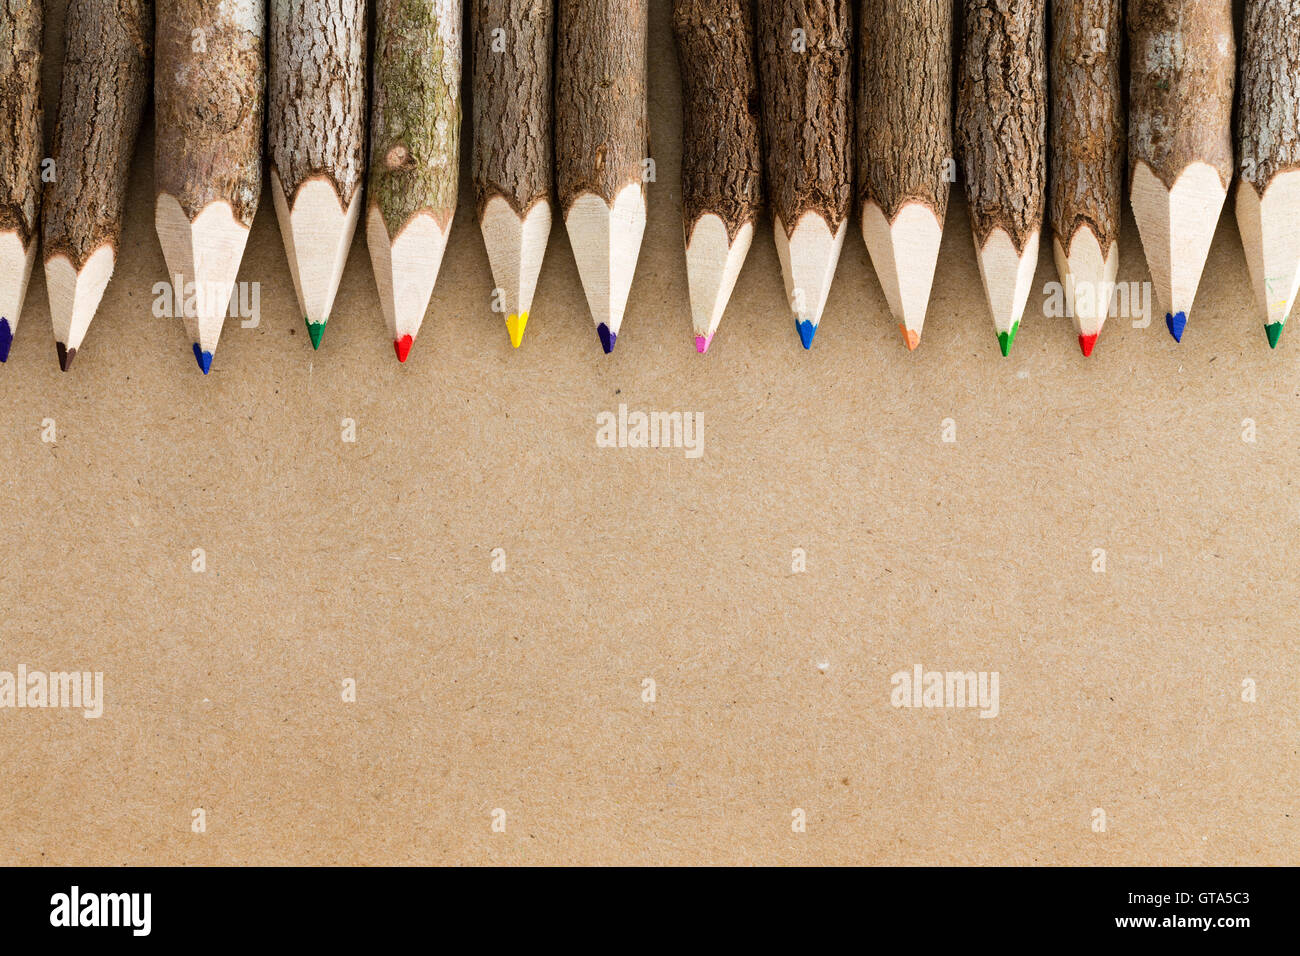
[0,0,43,247]
[555,0,649,213]
[155,0,265,226]
[957,0,1047,251]
[472,0,553,220]
[369,0,462,237]
[42,0,154,269]
[1049,0,1124,254]
[1127,0,1234,189]
[857,0,952,225]
[268,0,367,208]
[756,0,853,236]
[672,0,764,241]
[1237,0,1300,197]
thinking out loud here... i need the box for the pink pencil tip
[695,334,711,354]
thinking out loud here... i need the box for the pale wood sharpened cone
[684,216,754,352]
[775,213,848,349]
[1130,161,1228,341]
[565,185,647,353]
[861,202,944,350]
[479,197,552,349]
[1052,227,1119,356]
[154,198,255,370]
[1236,173,1300,344]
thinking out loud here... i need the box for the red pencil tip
[393,335,413,363]
[1078,333,1097,357]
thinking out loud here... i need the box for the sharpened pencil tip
[192,344,213,374]
[506,313,528,349]
[695,334,711,354]
[899,324,920,351]
[796,319,816,350]
[0,318,11,363]
[56,342,75,372]
[1266,322,1284,349]
[597,323,616,354]
[393,335,413,363]
[997,322,1018,357]
[307,320,325,350]
[1078,333,1097,357]
[1166,311,1186,342]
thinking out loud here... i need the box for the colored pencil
[756,0,853,350]
[672,0,763,355]
[957,0,1047,357]
[268,0,367,351]
[1127,0,1234,343]
[0,0,43,364]
[42,0,153,371]
[1049,0,1123,357]
[556,0,649,355]
[858,0,952,351]
[472,0,553,350]
[154,0,265,374]
[367,0,462,363]
[1235,0,1300,349]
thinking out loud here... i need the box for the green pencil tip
[1266,322,1284,349]
[306,320,325,350]
[997,322,1018,357]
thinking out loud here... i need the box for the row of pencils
[0,2,1297,374]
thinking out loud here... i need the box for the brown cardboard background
[0,0,1296,865]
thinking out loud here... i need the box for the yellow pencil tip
[506,312,528,349]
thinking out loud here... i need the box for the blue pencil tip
[796,319,817,350]
[192,343,213,374]
[0,318,11,363]
[1166,311,1187,342]
[597,323,617,354]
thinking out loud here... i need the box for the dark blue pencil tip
[1166,311,1187,342]
[597,323,616,354]
[0,318,11,363]
[193,343,213,374]
[796,319,817,350]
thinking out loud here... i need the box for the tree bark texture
[1237,0,1300,196]
[672,0,763,239]
[472,0,553,219]
[268,0,367,206]
[42,0,153,268]
[0,0,42,248]
[857,0,952,224]
[369,0,461,235]
[756,0,853,235]
[555,0,648,211]
[155,0,264,225]
[1127,0,1234,188]
[957,0,1046,250]
[1049,0,1123,252]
